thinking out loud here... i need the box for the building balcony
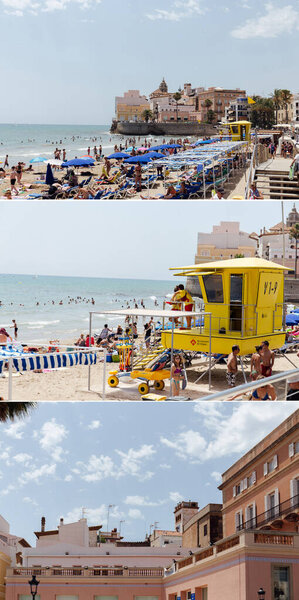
[7,566,164,579]
[237,494,299,532]
[164,529,299,577]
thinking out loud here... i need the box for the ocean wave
[26,320,60,326]
[27,325,44,329]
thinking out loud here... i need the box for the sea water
[0,124,183,166]
[0,274,175,343]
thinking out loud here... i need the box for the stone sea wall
[113,121,216,137]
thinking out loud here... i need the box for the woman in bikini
[170,354,186,397]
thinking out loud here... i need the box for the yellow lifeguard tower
[161,258,288,356]
[229,121,251,142]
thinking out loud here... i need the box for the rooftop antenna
[119,520,125,536]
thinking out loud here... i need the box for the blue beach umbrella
[145,151,165,159]
[124,155,153,164]
[286,314,298,325]
[107,152,129,159]
[62,158,95,167]
[30,156,48,163]
[46,163,55,186]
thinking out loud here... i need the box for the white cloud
[128,508,144,520]
[161,429,207,462]
[13,453,32,464]
[23,496,38,507]
[115,444,156,481]
[5,422,26,439]
[19,463,56,485]
[75,454,116,482]
[146,0,206,22]
[124,495,160,506]
[169,491,184,503]
[0,484,16,496]
[2,0,102,16]
[161,404,296,464]
[211,471,222,483]
[74,444,156,483]
[38,418,68,462]
[231,3,299,39]
[195,403,296,461]
[88,420,101,430]
[64,504,124,525]
[64,474,73,482]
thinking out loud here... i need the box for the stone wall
[113,121,216,137]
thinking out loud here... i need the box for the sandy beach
[0,349,296,401]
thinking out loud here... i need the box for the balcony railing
[10,567,164,578]
[237,494,299,532]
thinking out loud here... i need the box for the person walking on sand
[261,340,274,377]
[170,354,186,397]
[4,155,9,168]
[10,166,18,195]
[226,345,240,387]
[250,345,262,380]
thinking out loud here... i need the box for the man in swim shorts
[261,340,274,377]
[226,345,240,387]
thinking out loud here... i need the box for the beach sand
[0,352,296,401]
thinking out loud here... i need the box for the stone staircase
[254,169,299,199]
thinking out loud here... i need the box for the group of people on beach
[227,340,276,400]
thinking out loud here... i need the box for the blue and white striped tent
[0,349,97,375]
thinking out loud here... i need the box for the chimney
[60,518,64,526]
[41,517,46,532]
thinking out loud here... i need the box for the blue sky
[0,201,295,279]
[0,0,298,123]
[0,402,297,545]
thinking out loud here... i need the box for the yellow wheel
[154,380,165,391]
[138,382,149,395]
[108,375,119,388]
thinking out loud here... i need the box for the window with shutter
[273,455,278,469]
[240,480,244,492]
[243,477,248,490]
[289,443,295,458]
[263,463,268,476]
[233,485,236,497]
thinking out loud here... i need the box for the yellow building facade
[115,90,150,122]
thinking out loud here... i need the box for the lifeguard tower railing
[162,301,285,338]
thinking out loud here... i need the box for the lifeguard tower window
[230,274,243,332]
[203,274,224,303]
[232,126,239,134]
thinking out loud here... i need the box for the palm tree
[142,109,153,123]
[173,92,182,121]
[271,89,282,125]
[280,89,292,124]
[203,99,213,122]
[0,403,36,423]
[289,223,299,279]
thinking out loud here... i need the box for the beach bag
[106,354,112,363]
